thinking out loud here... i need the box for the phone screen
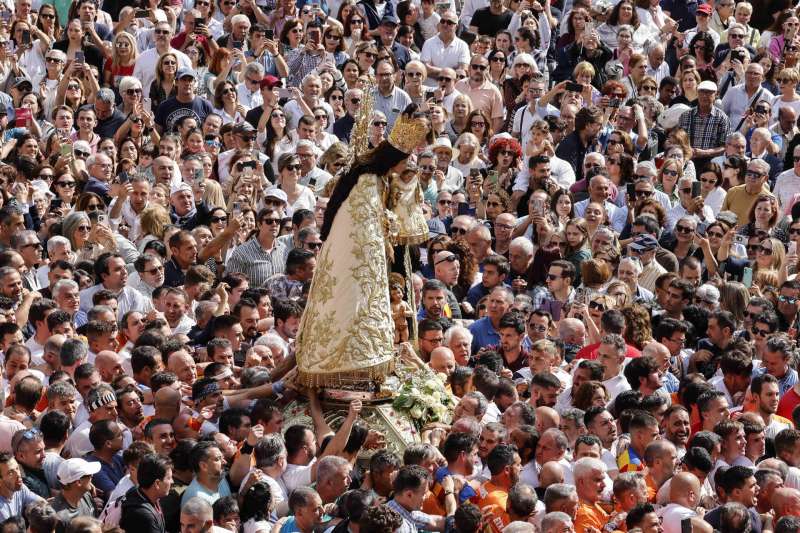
[692,181,702,198]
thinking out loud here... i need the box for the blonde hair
[202,179,226,208]
[573,61,596,79]
[139,204,171,240]
[111,32,138,69]
[755,237,786,273]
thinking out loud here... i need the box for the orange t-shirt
[422,490,446,516]
[644,473,658,503]
[575,501,609,533]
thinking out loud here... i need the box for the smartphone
[733,234,747,246]
[193,167,204,181]
[50,198,63,210]
[566,81,583,93]
[791,241,797,255]
[731,49,745,63]
[21,30,30,45]
[574,287,588,305]
[195,16,205,26]
[609,97,621,108]
[14,108,31,127]
[232,40,243,50]
[692,181,702,198]
[742,266,753,288]
[97,213,108,226]
[233,201,241,215]
[118,171,130,184]
[487,170,498,188]
[680,518,692,533]
[425,89,436,99]
[134,8,150,17]
[532,198,544,216]
[265,28,274,39]
[60,143,71,157]
[626,183,635,198]
[74,51,85,64]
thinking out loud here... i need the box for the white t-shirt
[133,47,192,106]
[278,459,315,496]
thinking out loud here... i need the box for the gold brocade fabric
[389,175,429,246]
[295,173,396,387]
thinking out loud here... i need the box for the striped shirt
[226,238,289,288]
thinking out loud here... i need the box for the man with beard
[643,440,679,503]
[233,299,261,344]
[0,452,43,521]
[555,360,603,412]
[12,427,48,498]
[162,287,194,335]
[751,374,792,439]
[664,406,692,459]
[190,379,224,435]
[556,106,604,183]
[478,444,522,524]
[624,355,664,398]
[430,432,480,514]
[420,280,455,331]
[181,441,230,506]
[264,299,301,357]
[478,423,506,478]
[116,386,145,434]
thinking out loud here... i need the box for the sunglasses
[588,301,606,311]
[211,216,228,223]
[56,180,76,187]
[706,231,724,239]
[440,19,457,25]
[662,169,679,177]
[546,273,561,280]
[470,121,486,127]
[45,57,62,63]
[635,190,653,197]
[306,241,323,249]
[285,164,302,171]
[435,254,458,265]
[372,120,387,127]
[779,295,798,304]
[450,227,468,235]
[126,88,142,95]
[675,225,693,234]
[262,218,281,225]
[759,246,773,255]
[74,150,90,158]
[471,64,487,71]
[40,13,55,19]
[752,326,771,337]
[144,265,164,275]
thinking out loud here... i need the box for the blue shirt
[755,366,799,396]
[468,317,499,353]
[0,485,43,522]
[86,452,126,499]
[180,477,231,506]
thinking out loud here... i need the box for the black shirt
[470,8,513,36]
[95,108,126,139]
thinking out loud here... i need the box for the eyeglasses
[752,326,771,337]
[745,170,764,178]
[435,254,458,265]
[262,218,281,225]
[470,121,486,127]
[680,187,692,194]
[77,225,91,232]
[642,85,657,91]
[759,246,773,255]
[222,88,235,95]
[56,180,75,187]
[67,84,80,90]
[746,243,761,252]
[706,230,724,239]
[729,33,744,39]
[40,13,55,19]
[635,190,653,197]
[154,29,171,35]
[211,216,228,223]
[406,71,423,78]
[471,64,487,71]
[790,227,800,235]
[779,295,798,304]
[306,241,323,249]
[450,227,468,235]
[438,77,453,82]
[500,150,516,157]
[371,120,387,127]
[144,265,164,275]
[126,88,142,95]
[285,164,302,171]
[20,242,41,249]
[350,19,364,25]
[45,57,62,63]
[546,273,561,280]
[491,56,506,62]
[440,19,457,25]
[74,150,90,158]
[675,225,694,234]
[607,139,622,145]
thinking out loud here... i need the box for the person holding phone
[665,176,715,231]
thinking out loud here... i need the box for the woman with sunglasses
[465,109,493,149]
[325,86,347,120]
[402,61,428,105]
[354,41,378,74]
[275,153,315,215]
[487,137,522,194]
[771,67,800,120]
[696,162,725,215]
[263,108,296,174]
[50,172,77,209]
[213,80,246,125]
[342,11,366,52]
[322,27,349,69]
[487,49,507,87]
[769,11,800,62]
[104,32,137,91]
[656,158,682,207]
[150,53,179,111]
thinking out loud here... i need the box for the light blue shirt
[180,477,232,507]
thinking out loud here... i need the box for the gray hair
[616,24,634,37]
[502,522,535,533]
[344,87,363,100]
[510,236,534,256]
[601,333,626,356]
[240,366,271,388]
[316,455,350,485]
[87,305,114,322]
[243,62,265,78]
[560,408,586,428]
[46,236,71,256]
[254,433,286,468]
[542,428,569,451]
[52,279,79,298]
[96,88,115,104]
[619,256,643,276]
[46,380,77,402]
[0,266,17,282]
[295,139,316,153]
[541,512,573,533]
[119,76,142,94]
[751,127,771,143]
[182,497,213,520]
[11,230,37,251]
[255,334,287,359]
[230,13,250,26]
[484,421,509,441]
[443,325,473,346]
[613,472,644,498]
[719,502,751,530]
[543,484,576,512]
[462,391,488,418]
[573,457,607,480]
[727,132,746,144]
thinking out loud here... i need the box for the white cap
[697,80,718,92]
[170,182,192,196]
[57,458,101,485]
[658,104,691,130]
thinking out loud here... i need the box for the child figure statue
[388,164,429,246]
[389,273,413,344]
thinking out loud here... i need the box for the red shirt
[778,385,800,420]
[575,342,642,360]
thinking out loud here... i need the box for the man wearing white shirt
[574,175,619,226]
[721,62,773,132]
[664,177,716,231]
[133,22,192,100]
[512,73,559,148]
[236,63,265,111]
[658,472,702,533]
[420,11,470,87]
[598,334,632,400]
[773,144,800,209]
[645,44,670,83]
[684,4,721,51]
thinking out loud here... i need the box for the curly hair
[446,238,478,294]
[636,198,667,227]
[573,381,608,411]
[359,505,403,533]
[622,304,653,350]
[488,137,523,167]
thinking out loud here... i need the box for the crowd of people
[7,0,800,532]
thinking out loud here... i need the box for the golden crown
[388,113,429,154]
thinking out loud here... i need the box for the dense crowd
[6,0,800,532]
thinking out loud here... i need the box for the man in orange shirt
[642,440,678,503]
[573,457,609,533]
[477,444,522,524]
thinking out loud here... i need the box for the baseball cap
[58,458,101,485]
[264,187,288,204]
[629,234,659,252]
[696,3,712,14]
[13,77,32,89]
[380,13,399,25]
[176,68,197,80]
[697,80,717,92]
[260,75,282,89]
[696,284,720,306]
[233,122,256,134]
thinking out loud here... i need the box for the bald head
[536,406,560,433]
[670,472,701,507]
[539,461,565,487]
[773,487,800,519]
[429,347,456,377]
[95,350,121,382]
[154,386,181,418]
